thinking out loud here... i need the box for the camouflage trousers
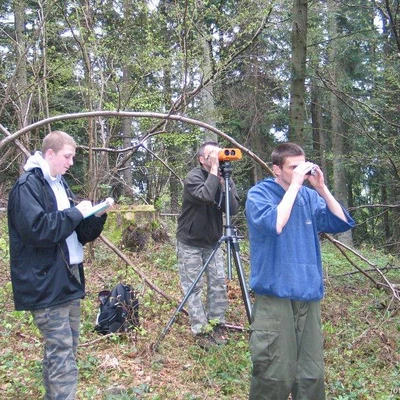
[31,265,82,400]
[177,240,228,334]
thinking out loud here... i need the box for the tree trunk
[195,0,218,142]
[14,0,31,154]
[311,76,328,182]
[76,1,97,199]
[327,0,352,245]
[121,65,133,197]
[289,0,307,145]
[164,67,181,214]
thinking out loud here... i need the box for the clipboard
[84,198,114,218]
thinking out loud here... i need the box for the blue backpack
[94,283,139,334]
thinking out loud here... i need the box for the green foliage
[0,230,9,264]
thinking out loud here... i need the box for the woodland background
[0,0,399,254]
[0,1,399,399]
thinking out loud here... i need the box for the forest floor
[0,215,399,399]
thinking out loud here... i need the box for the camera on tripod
[218,148,242,162]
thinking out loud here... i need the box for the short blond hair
[42,131,76,154]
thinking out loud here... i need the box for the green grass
[0,215,399,399]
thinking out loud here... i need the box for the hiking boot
[194,333,218,350]
[212,324,229,345]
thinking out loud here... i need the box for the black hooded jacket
[176,167,240,248]
[8,168,106,311]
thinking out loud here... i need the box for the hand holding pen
[74,200,93,218]
[69,197,113,218]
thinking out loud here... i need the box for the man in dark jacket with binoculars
[176,141,240,350]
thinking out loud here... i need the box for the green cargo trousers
[249,295,326,400]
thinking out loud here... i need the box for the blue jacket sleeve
[246,183,279,237]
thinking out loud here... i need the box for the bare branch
[0,111,272,173]
[0,123,30,158]
[323,233,400,302]
[349,204,400,210]
[140,144,184,187]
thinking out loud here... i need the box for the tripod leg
[230,241,253,324]
[226,241,233,280]
[153,239,223,351]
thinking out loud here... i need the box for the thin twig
[323,233,400,302]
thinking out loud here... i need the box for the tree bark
[13,1,31,148]
[311,77,328,182]
[327,0,352,245]
[196,0,217,141]
[121,12,133,198]
[289,0,307,145]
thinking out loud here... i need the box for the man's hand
[293,162,325,189]
[206,147,221,177]
[302,163,348,222]
[95,198,114,217]
[290,161,315,188]
[75,200,93,218]
[305,164,325,189]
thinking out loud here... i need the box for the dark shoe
[212,324,229,345]
[194,333,218,350]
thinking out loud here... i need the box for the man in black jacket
[176,141,240,349]
[8,130,111,399]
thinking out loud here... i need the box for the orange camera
[218,148,242,162]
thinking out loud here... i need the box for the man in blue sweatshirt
[246,143,355,400]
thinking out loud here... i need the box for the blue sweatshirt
[246,178,355,301]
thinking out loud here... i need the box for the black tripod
[153,161,252,351]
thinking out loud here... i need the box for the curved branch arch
[0,111,272,173]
